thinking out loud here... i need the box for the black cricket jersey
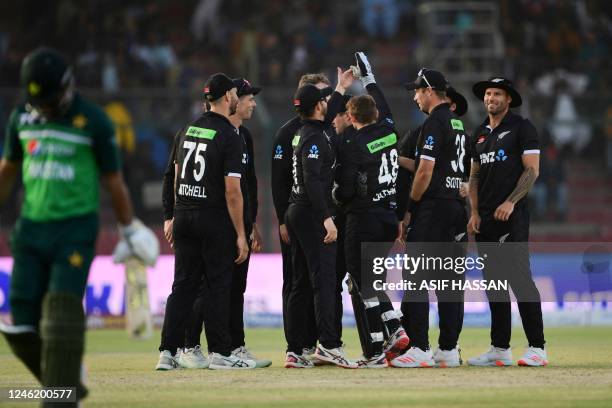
[336,119,399,214]
[289,119,336,219]
[162,128,182,220]
[174,111,243,211]
[239,125,258,225]
[414,103,467,201]
[402,123,471,181]
[271,116,301,223]
[271,91,346,223]
[470,110,540,217]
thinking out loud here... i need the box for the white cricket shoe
[284,351,315,368]
[356,353,389,368]
[155,350,178,370]
[208,352,256,369]
[433,346,462,367]
[518,347,548,367]
[232,346,272,368]
[178,345,209,369]
[467,346,513,367]
[390,347,434,368]
[313,345,358,368]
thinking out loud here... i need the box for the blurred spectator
[234,20,259,84]
[549,81,592,152]
[191,0,223,45]
[532,128,568,221]
[361,0,400,40]
[259,32,284,85]
[105,101,136,156]
[287,33,309,81]
[130,32,178,86]
[102,53,120,93]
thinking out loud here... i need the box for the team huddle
[0,47,548,406]
[159,51,548,370]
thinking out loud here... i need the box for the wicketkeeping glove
[116,218,160,266]
[352,51,376,87]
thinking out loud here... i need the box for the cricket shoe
[178,345,209,369]
[518,347,548,367]
[208,352,256,370]
[390,347,434,368]
[357,353,389,368]
[313,345,358,369]
[309,345,334,366]
[285,351,315,368]
[467,346,513,367]
[383,327,410,361]
[155,350,178,370]
[303,346,330,366]
[433,346,462,368]
[232,346,272,368]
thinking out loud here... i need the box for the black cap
[446,86,468,117]
[204,73,236,102]
[21,47,73,106]
[233,78,261,97]
[293,84,333,112]
[338,94,352,113]
[472,76,522,107]
[405,68,448,91]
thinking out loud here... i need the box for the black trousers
[345,208,398,355]
[335,211,347,340]
[281,235,317,349]
[401,198,466,351]
[286,204,340,352]
[476,206,545,349]
[344,208,397,302]
[160,209,234,356]
[186,224,253,351]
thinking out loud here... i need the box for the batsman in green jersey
[0,47,157,406]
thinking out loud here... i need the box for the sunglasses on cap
[417,68,433,89]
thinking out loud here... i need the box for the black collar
[430,102,451,115]
[203,111,234,127]
[480,110,518,130]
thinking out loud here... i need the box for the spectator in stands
[549,81,591,152]
[361,0,400,39]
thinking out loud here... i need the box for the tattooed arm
[467,160,481,234]
[494,153,540,221]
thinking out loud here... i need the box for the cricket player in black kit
[177,78,271,369]
[334,52,409,368]
[157,73,255,370]
[272,74,335,359]
[393,69,467,368]
[284,68,357,369]
[397,85,470,368]
[466,77,547,367]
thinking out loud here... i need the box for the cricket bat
[124,256,153,340]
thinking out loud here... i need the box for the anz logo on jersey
[307,144,319,159]
[274,144,283,160]
[423,135,434,151]
[480,149,509,164]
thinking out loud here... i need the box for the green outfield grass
[1,327,612,407]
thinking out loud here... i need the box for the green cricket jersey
[3,94,121,221]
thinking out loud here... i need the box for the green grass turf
[1,327,612,407]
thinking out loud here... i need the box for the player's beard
[486,99,508,115]
[229,97,239,115]
[320,103,328,118]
